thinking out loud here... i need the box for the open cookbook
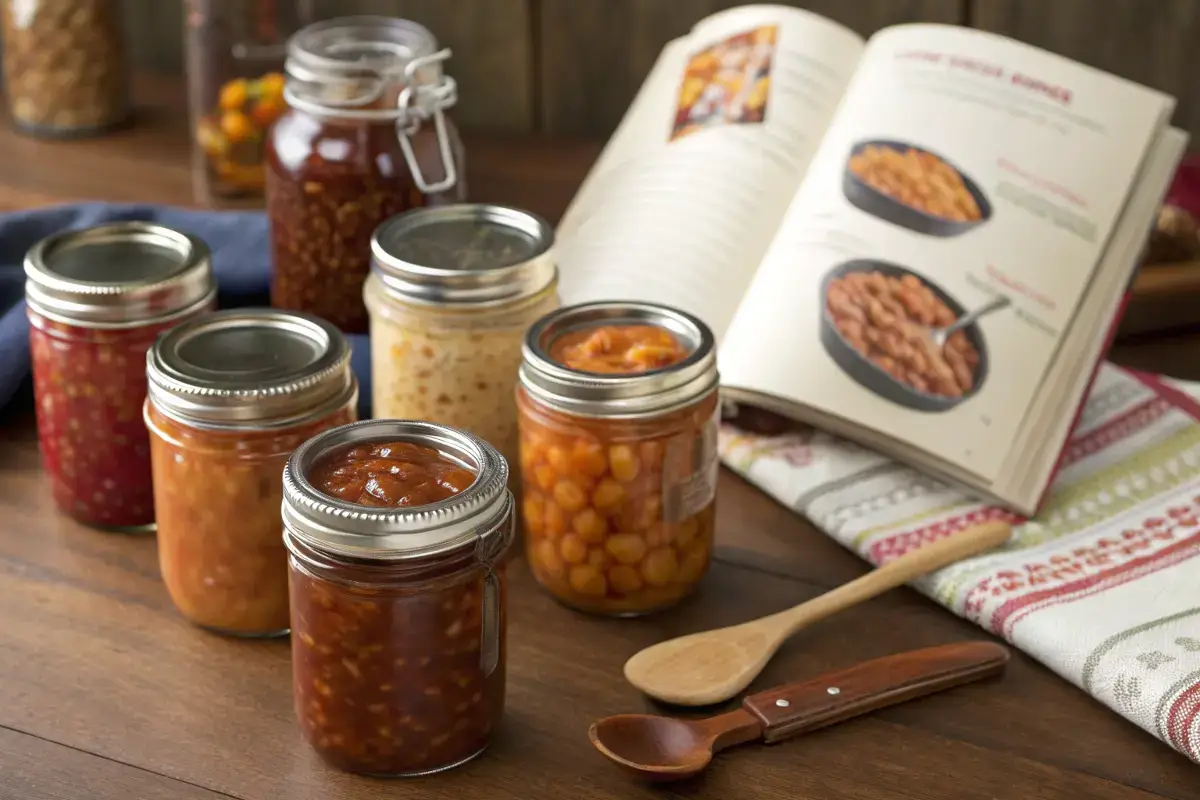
[553,4,1190,516]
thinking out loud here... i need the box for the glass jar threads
[266,15,467,333]
[366,204,559,473]
[144,309,357,637]
[1,0,130,138]
[516,302,721,616]
[25,222,216,529]
[184,0,313,204]
[282,420,512,776]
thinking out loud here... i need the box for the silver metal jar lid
[146,309,356,430]
[24,222,216,328]
[282,419,512,560]
[370,204,557,305]
[518,301,719,419]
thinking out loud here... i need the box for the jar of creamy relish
[365,204,559,473]
[144,309,357,637]
[25,222,216,530]
[517,302,720,616]
[282,419,512,776]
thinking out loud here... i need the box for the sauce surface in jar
[549,324,690,374]
[308,441,476,506]
[517,303,720,617]
[285,421,510,777]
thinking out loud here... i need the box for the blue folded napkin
[0,202,372,416]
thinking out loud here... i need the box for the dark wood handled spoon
[590,640,1009,782]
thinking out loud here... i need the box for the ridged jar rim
[146,309,356,430]
[518,301,719,419]
[24,222,215,329]
[282,419,512,560]
[370,204,557,306]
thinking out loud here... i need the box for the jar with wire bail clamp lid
[517,302,721,616]
[266,15,467,333]
[25,222,216,531]
[144,309,357,637]
[366,204,559,477]
[282,419,512,776]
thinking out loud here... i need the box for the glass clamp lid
[146,308,355,429]
[282,15,459,193]
[24,222,216,327]
[282,419,512,560]
[519,301,719,419]
[371,204,557,305]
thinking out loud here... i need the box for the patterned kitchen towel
[0,203,373,415]
[719,363,1200,762]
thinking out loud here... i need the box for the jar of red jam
[517,302,720,616]
[282,419,512,776]
[24,222,216,530]
[266,16,467,333]
[145,309,358,637]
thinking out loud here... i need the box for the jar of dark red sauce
[24,222,216,530]
[145,309,358,637]
[266,15,467,333]
[282,419,511,776]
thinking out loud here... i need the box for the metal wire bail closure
[397,48,459,195]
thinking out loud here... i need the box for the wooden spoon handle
[774,521,1012,636]
[742,641,1010,744]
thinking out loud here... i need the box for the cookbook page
[554,4,863,341]
[719,23,1174,482]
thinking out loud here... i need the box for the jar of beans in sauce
[266,16,466,333]
[517,302,720,616]
[144,309,357,637]
[366,204,559,475]
[25,222,216,530]
[282,419,512,776]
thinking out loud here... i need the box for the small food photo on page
[843,140,992,237]
[820,260,1011,412]
[670,25,777,141]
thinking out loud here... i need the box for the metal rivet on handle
[827,687,841,695]
[775,699,789,708]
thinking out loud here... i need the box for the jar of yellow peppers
[184,0,314,204]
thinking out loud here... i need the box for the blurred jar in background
[0,0,130,138]
[184,0,313,205]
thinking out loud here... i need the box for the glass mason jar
[24,222,216,530]
[516,302,721,616]
[282,419,512,776]
[1,0,129,138]
[366,204,559,476]
[183,0,314,204]
[266,16,467,333]
[144,309,357,637]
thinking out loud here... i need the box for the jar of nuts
[516,302,721,616]
[366,204,559,477]
[266,16,467,333]
[282,419,512,776]
[1,0,129,138]
[184,0,313,204]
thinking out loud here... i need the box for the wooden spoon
[593,641,1010,782]
[624,520,1011,705]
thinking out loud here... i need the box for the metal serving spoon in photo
[929,294,1011,348]
[592,641,1010,782]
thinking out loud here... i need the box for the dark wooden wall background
[117,0,1200,138]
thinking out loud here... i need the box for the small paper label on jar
[662,404,720,523]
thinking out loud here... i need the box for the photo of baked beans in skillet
[844,140,992,237]
[820,260,996,412]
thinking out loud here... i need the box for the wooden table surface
[1,76,1198,800]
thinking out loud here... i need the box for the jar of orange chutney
[25,222,216,530]
[516,302,720,616]
[144,309,357,637]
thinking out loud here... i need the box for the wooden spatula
[623,520,1012,705]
